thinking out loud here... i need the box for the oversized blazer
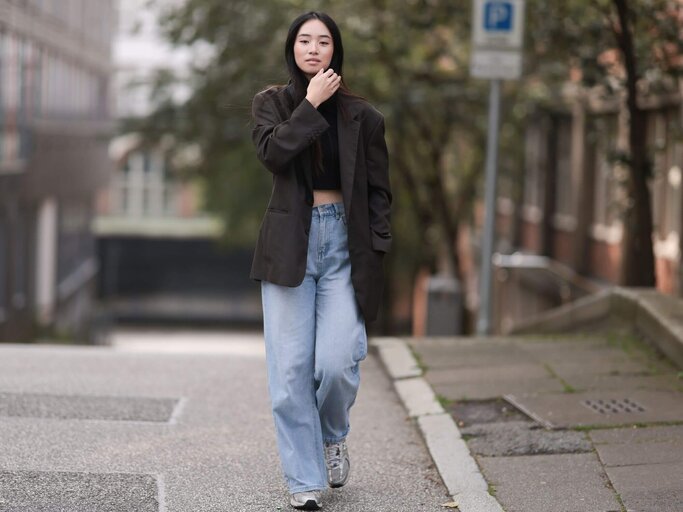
[250,83,392,323]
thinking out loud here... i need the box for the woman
[250,11,392,510]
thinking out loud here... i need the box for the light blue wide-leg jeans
[261,202,368,494]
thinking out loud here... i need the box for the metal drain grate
[581,398,646,414]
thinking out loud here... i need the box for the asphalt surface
[0,330,449,511]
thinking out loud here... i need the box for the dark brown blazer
[250,83,392,323]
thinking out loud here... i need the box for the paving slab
[426,363,567,401]
[427,363,551,386]
[559,373,682,393]
[594,438,683,466]
[410,336,514,348]
[478,453,621,512]
[589,423,683,475]
[515,340,625,362]
[433,376,565,401]
[447,398,532,426]
[410,343,530,370]
[462,421,592,457]
[512,336,610,350]
[548,358,655,380]
[604,462,683,512]
[519,335,677,373]
[0,470,159,512]
[506,389,683,428]
[589,424,683,444]
[518,337,675,371]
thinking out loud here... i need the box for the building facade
[0,0,116,341]
[493,83,683,331]
[92,0,259,326]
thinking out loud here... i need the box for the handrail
[492,252,603,297]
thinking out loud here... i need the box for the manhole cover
[581,398,646,414]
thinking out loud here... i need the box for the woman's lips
[306,59,321,64]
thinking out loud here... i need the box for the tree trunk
[612,0,656,286]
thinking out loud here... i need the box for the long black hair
[279,12,363,175]
[284,11,345,104]
[283,11,365,114]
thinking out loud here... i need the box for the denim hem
[289,484,326,494]
[323,433,348,444]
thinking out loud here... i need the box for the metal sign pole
[470,0,524,335]
[476,79,502,335]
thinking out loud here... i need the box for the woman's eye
[299,40,309,44]
[320,42,329,46]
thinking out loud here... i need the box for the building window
[115,148,183,217]
[0,217,6,320]
[553,116,573,219]
[522,118,548,222]
[665,140,682,238]
[19,40,37,158]
[648,108,681,239]
[0,31,21,166]
[592,114,620,228]
[57,201,94,285]
[0,31,39,168]
[13,211,28,310]
[41,50,101,119]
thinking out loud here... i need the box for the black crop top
[313,94,341,190]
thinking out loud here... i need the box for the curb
[370,337,505,512]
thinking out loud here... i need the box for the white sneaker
[324,439,350,488]
[290,490,322,510]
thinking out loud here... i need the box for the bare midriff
[313,189,343,206]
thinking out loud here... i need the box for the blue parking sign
[471,0,525,79]
[484,1,513,31]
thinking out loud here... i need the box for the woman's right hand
[305,68,341,108]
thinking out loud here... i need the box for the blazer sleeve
[251,91,330,174]
[366,115,392,253]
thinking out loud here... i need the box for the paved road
[0,329,448,511]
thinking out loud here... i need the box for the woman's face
[293,19,334,79]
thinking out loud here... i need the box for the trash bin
[425,275,462,335]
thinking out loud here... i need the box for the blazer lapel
[338,100,361,218]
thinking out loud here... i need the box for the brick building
[493,82,682,331]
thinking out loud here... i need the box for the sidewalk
[373,332,683,512]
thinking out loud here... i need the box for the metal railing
[492,252,604,334]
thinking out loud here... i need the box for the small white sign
[471,50,523,80]
[471,0,525,80]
